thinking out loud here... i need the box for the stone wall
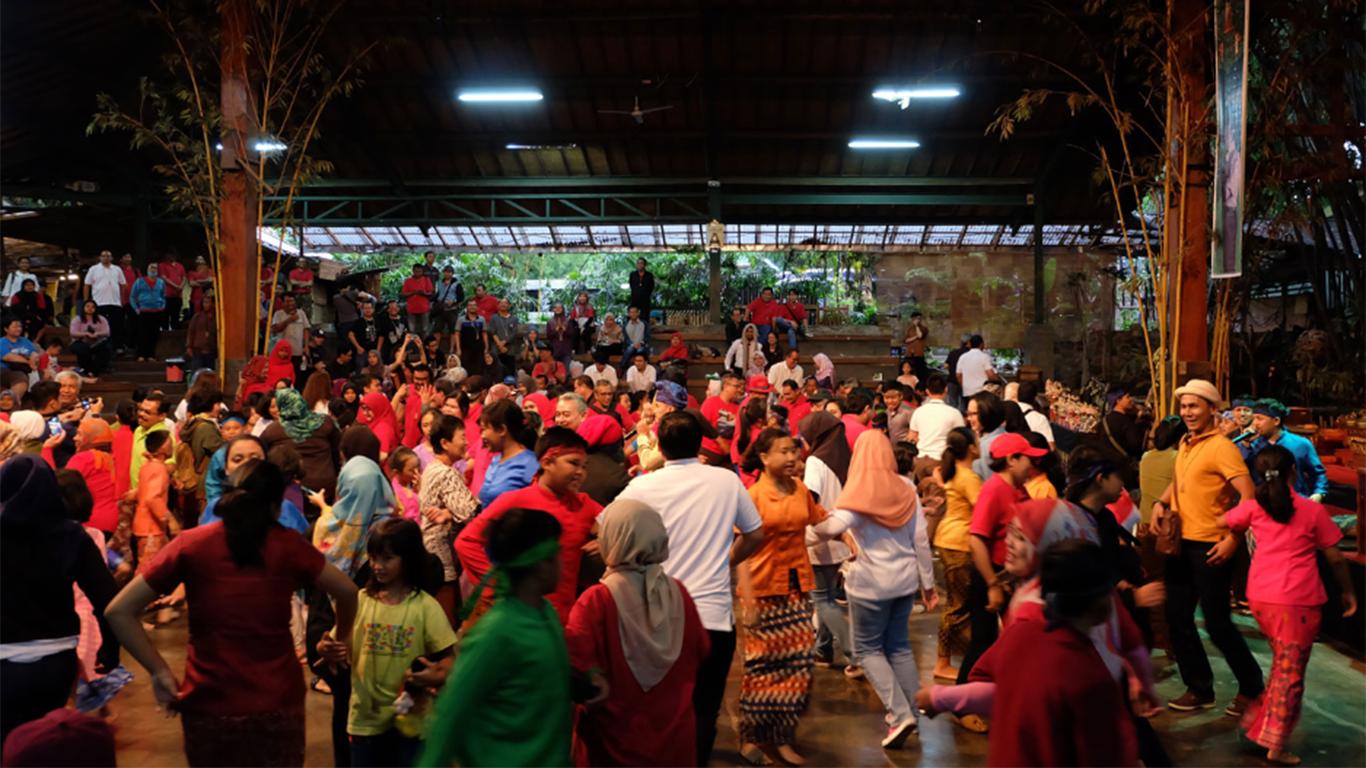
[874,248,1118,351]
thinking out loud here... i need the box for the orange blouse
[745,473,827,597]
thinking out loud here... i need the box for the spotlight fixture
[505,143,578,150]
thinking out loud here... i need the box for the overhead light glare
[254,140,288,153]
[505,143,578,150]
[872,87,961,108]
[848,138,921,150]
[457,89,544,103]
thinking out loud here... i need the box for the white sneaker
[881,719,917,749]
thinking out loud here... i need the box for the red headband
[540,445,587,463]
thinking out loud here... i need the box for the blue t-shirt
[478,450,539,508]
[0,336,39,370]
[199,497,310,536]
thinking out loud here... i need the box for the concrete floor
[109,609,1365,767]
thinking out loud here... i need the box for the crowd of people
[0,251,1358,768]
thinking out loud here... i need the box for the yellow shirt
[1138,448,1177,525]
[935,464,981,552]
[1172,428,1248,542]
[1024,473,1057,501]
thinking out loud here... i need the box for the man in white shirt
[624,351,657,394]
[907,373,966,460]
[2,256,39,304]
[623,305,649,363]
[955,334,999,398]
[1013,379,1056,449]
[83,250,127,353]
[613,411,764,765]
[269,293,310,377]
[583,351,619,388]
[766,348,804,391]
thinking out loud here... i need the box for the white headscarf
[8,410,45,440]
[598,499,685,691]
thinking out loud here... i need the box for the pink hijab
[834,430,916,529]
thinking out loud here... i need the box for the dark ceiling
[2,0,1134,249]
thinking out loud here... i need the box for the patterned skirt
[181,706,305,767]
[739,590,815,745]
[936,548,973,659]
[1241,602,1321,753]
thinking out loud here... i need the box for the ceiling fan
[598,96,674,125]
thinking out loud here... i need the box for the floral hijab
[275,388,325,441]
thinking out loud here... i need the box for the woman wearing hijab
[565,499,710,766]
[306,426,395,766]
[797,412,856,672]
[0,420,21,465]
[9,279,54,343]
[128,264,166,362]
[812,354,835,391]
[577,413,630,507]
[236,354,272,407]
[357,390,400,459]
[265,339,296,389]
[919,499,1163,763]
[1,456,120,742]
[8,410,47,454]
[724,323,761,378]
[658,332,690,365]
[263,388,340,500]
[42,419,119,537]
[808,430,937,750]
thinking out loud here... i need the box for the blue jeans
[850,593,921,726]
[756,320,798,351]
[623,341,650,367]
[811,563,852,664]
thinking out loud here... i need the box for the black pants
[909,355,927,380]
[1163,539,1264,699]
[71,339,112,375]
[350,728,420,767]
[97,304,124,351]
[956,566,1000,684]
[694,629,736,766]
[0,651,78,745]
[136,311,163,359]
[164,296,183,329]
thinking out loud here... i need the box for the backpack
[172,419,214,495]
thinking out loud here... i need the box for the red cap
[989,432,1048,459]
[746,375,772,394]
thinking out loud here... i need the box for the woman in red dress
[566,498,710,766]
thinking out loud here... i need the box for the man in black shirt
[628,257,655,331]
[346,299,383,371]
[944,334,971,409]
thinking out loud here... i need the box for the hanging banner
[1211,0,1249,278]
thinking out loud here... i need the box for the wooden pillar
[219,0,257,376]
[1032,191,1045,324]
[1171,0,1211,364]
[707,183,722,323]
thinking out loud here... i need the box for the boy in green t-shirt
[418,508,602,768]
[319,518,456,767]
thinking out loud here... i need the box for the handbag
[1152,460,1183,555]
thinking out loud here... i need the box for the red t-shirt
[475,294,500,320]
[747,297,783,326]
[402,276,434,315]
[783,396,812,436]
[159,261,186,295]
[970,473,1028,566]
[700,396,739,436]
[782,300,807,323]
[565,583,710,766]
[119,266,138,304]
[532,361,567,383]
[455,483,602,625]
[287,268,314,294]
[841,414,869,451]
[969,619,1138,767]
[141,523,325,716]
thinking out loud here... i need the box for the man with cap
[1243,399,1328,502]
[1150,378,1262,714]
[957,431,1043,687]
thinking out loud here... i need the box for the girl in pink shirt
[387,447,422,523]
[1224,445,1357,766]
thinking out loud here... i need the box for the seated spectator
[724,307,746,346]
[68,300,112,376]
[584,350,619,388]
[782,290,807,339]
[625,352,657,394]
[9,279,54,343]
[658,333,689,365]
[0,318,41,393]
[622,306,649,364]
[532,344,567,387]
[596,313,624,357]
[570,291,596,353]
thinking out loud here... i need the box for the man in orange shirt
[1151,378,1262,715]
